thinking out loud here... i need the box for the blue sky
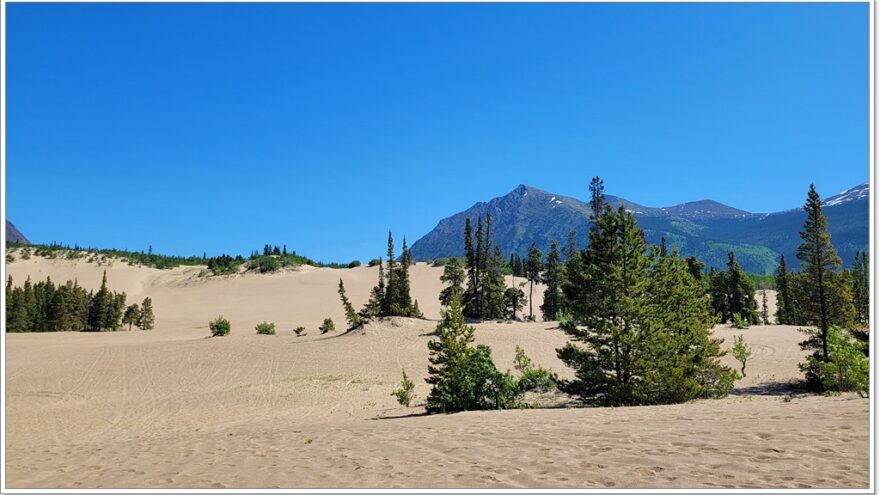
[6,3,869,261]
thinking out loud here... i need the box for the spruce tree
[588,176,605,232]
[439,258,466,307]
[138,297,155,330]
[88,271,111,331]
[475,217,485,317]
[564,230,578,262]
[525,243,543,320]
[505,286,526,320]
[852,251,869,324]
[123,304,141,331]
[796,184,845,361]
[723,252,760,325]
[463,218,480,318]
[761,291,770,325]
[685,256,705,283]
[557,205,653,406]
[383,231,396,316]
[540,240,563,321]
[361,259,385,319]
[426,296,478,413]
[338,278,363,329]
[483,246,508,320]
[775,255,795,325]
[645,248,732,403]
[396,238,414,315]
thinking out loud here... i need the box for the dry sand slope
[4,257,869,489]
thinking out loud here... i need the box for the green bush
[293,326,306,337]
[698,362,738,399]
[209,316,231,337]
[800,326,869,393]
[732,313,749,329]
[255,256,281,273]
[513,346,557,392]
[255,321,276,335]
[368,258,382,267]
[348,260,362,268]
[319,317,335,334]
[392,369,416,406]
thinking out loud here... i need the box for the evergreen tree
[481,245,507,320]
[395,238,414,315]
[685,256,705,283]
[852,251,869,324]
[540,240,563,321]
[645,248,732,403]
[557,205,653,406]
[439,258,466,307]
[360,259,385,319]
[588,176,605,232]
[383,231,396,316]
[123,304,141,331]
[796,184,846,362]
[710,253,759,324]
[525,243,543,320]
[724,252,760,324]
[475,217,486,316]
[138,297,155,330]
[88,271,112,331]
[463,218,479,318]
[505,286,526,320]
[425,296,520,413]
[775,255,796,325]
[338,278,363,329]
[564,230,578,262]
[761,291,770,325]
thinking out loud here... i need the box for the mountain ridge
[410,182,869,274]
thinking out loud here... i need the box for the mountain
[6,220,29,244]
[409,183,869,275]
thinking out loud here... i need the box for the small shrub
[254,256,280,273]
[732,335,752,377]
[293,326,306,337]
[368,258,382,267]
[732,313,749,329]
[255,321,276,335]
[800,326,869,393]
[348,260,362,268]
[698,362,738,399]
[319,317,335,334]
[209,316,231,337]
[6,254,14,263]
[513,346,556,392]
[557,311,575,331]
[392,369,416,406]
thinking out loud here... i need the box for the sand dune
[3,256,869,489]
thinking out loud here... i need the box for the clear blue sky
[7,3,869,261]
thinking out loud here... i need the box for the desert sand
[3,255,870,489]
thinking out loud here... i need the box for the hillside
[6,220,29,244]
[410,183,869,274]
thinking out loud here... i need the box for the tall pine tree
[540,240,563,321]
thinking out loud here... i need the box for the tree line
[6,271,154,332]
[425,177,868,412]
[336,231,424,331]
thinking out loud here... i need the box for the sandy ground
[3,255,870,489]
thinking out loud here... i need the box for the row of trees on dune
[6,271,154,332]
[336,231,424,331]
[421,178,868,413]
